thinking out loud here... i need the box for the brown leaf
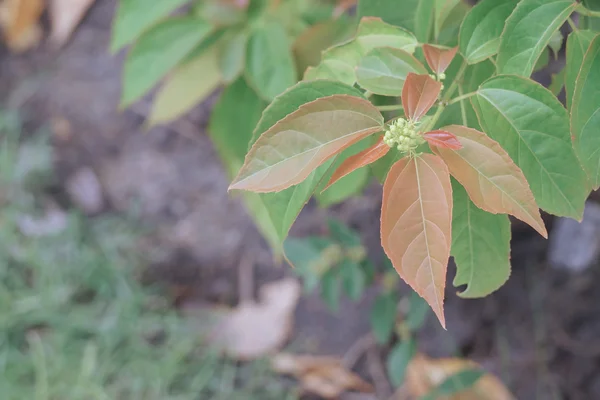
[229,95,383,193]
[422,44,458,75]
[49,0,97,47]
[272,352,373,399]
[401,73,442,121]
[0,0,43,52]
[323,136,390,191]
[203,278,301,360]
[381,154,452,327]
[432,125,547,238]
[406,353,515,400]
[423,130,462,150]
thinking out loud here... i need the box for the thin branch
[377,104,404,112]
[447,91,476,106]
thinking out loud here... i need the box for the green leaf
[406,291,429,331]
[110,0,192,52]
[571,35,600,190]
[548,29,564,58]
[327,218,361,247]
[218,30,248,83]
[450,181,511,298]
[436,1,471,47]
[321,268,341,312]
[283,237,323,292]
[356,17,418,54]
[433,0,460,40]
[121,18,212,107]
[415,0,434,43]
[316,167,370,207]
[496,0,576,76]
[420,369,485,400]
[566,30,597,109]
[208,78,280,251]
[533,47,550,72]
[341,260,366,301]
[549,68,565,96]
[246,21,297,101]
[370,147,402,183]
[471,75,588,219]
[459,0,520,64]
[357,0,420,32]
[356,47,428,96]
[387,338,416,387]
[148,46,221,126]
[370,292,397,344]
[583,0,600,11]
[249,81,367,253]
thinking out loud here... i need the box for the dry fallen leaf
[0,0,44,52]
[49,0,97,47]
[201,278,300,360]
[405,353,515,400]
[272,352,374,399]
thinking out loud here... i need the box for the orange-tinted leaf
[229,95,383,193]
[401,73,442,121]
[381,154,452,327]
[423,130,462,150]
[432,125,547,238]
[323,136,390,191]
[422,44,458,74]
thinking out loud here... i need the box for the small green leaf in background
[548,29,564,59]
[566,30,597,109]
[245,20,297,101]
[370,292,397,344]
[357,0,420,33]
[571,35,600,190]
[458,0,519,64]
[218,30,248,83]
[316,165,370,207]
[451,181,511,298]
[471,75,588,219]
[284,237,325,293]
[321,268,341,312]
[121,18,212,107]
[549,68,565,96]
[496,0,576,76]
[414,0,434,43]
[327,218,361,247]
[406,291,430,331]
[356,47,427,96]
[387,338,416,388]
[583,0,600,11]
[111,0,192,52]
[341,260,366,301]
[148,46,221,126]
[420,369,485,400]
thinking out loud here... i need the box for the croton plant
[228,0,600,327]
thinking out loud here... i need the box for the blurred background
[0,0,599,399]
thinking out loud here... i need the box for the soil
[2,2,600,399]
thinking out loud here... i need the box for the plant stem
[567,16,578,31]
[377,104,404,112]
[577,4,600,18]
[458,86,468,126]
[423,60,469,132]
[447,91,476,105]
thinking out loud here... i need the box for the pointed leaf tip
[381,154,452,328]
[422,45,458,75]
[423,130,463,150]
[401,73,442,122]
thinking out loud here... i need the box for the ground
[1,1,600,399]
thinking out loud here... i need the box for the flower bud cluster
[383,118,424,153]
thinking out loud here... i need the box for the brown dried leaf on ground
[272,352,374,399]
[189,278,300,360]
[0,0,44,52]
[49,0,97,47]
[404,353,515,400]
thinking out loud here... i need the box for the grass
[0,112,294,400]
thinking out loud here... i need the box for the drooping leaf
[450,181,511,298]
[341,259,366,301]
[387,338,416,388]
[381,154,452,327]
[415,0,435,42]
[566,30,597,109]
[549,68,565,96]
[324,136,390,190]
[458,0,520,64]
[208,78,279,251]
[432,125,547,237]
[246,20,297,101]
[496,0,576,76]
[402,73,442,121]
[357,0,420,33]
[148,45,221,126]
[435,0,470,47]
[218,30,247,83]
[423,130,462,150]
[471,75,588,220]
[230,95,383,192]
[356,47,428,96]
[120,18,212,107]
[433,0,460,40]
[370,292,398,344]
[548,29,564,59]
[422,45,458,74]
[110,0,191,52]
[571,35,600,190]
